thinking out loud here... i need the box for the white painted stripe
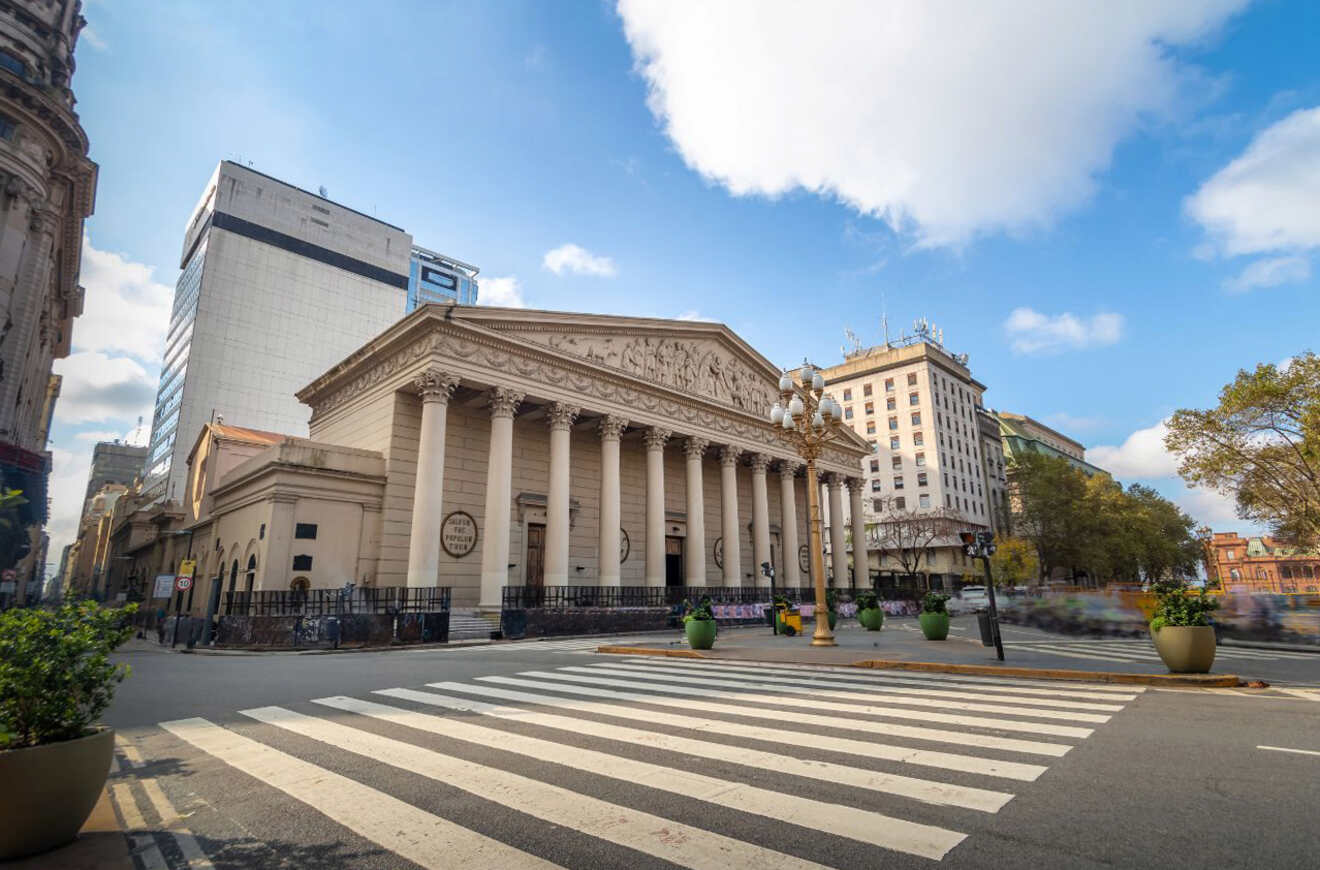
[508,670,1073,756]
[1005,645,1151,664]
[379,686,1013,812]
[110,783,169,870]
[243,705,833,870]
[138,778,181,827]
[573,664,1115,723]
[528,669,1096,738]
[1051,643,1160,660]
[1257,745,1320,757]
[641,659,1141,701]
[160,717,556,869]
[139,777,215,869]
[116,735,145,768]
[316,695,966,859]
[644,658,1145,694]
[430,679,1047,781]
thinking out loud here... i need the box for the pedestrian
[155,606,167,644]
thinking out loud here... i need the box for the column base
[811,637,838,647]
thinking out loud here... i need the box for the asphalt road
[99,637,1320,870]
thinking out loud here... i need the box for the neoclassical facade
[289,306,873,609]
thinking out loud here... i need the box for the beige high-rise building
[0,0,97,605]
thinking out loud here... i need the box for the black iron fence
[502,585,831,610]
[224,586,451,617]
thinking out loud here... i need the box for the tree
[868,496,956,592]
[1006,452,1090,581]
[988,537,1039,587]
[0,489,30,571]
[1165,353,1320,544]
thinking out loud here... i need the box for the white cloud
[80,26,107,51]
[74,236,174,362]
[1222,253,1311,293]
[1187,106,1320,257]
[542,243,617,277]
[46,446,93,567]
[51,352,156,424]
[675,310,717,322]
[1087,420,1179,478]
[1173,485,1242,529]
[618,0,1245,247]
[1004,308,1123,355]
[73,430,124,442]
[477,275,527,308]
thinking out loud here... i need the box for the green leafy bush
[682,598,714,623]
[922,592,951,614]
[854,590,879,610]
[0,601,135,749]
[825,588,838,613]
[1149,580,1219,632]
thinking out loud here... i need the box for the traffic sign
[175,575,193,592]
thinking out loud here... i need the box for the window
[292,554,313,571]
[888,416,899,431]
[909,392,920,406]
[919,494,931,509]
[917,472,928,487]
[295,523,318,539]
[946,494,952,507]
[866,420,876,435]
[259,524,266,540]
[893,476,905,490]
[891,455,902,469]
[889,436,900,450]
[873,498,884,512]
[871,479,882,492]
[865,401,874,415]
[913,432,924,446]
[885,378,894,392]
[843,388,852,401]
[886,397,897,411]
[869,459,880,473]
[907,373,918,386]
[915,452,926,466]
[910,412,921,426]
[844,406,854,420]
[0,113,15,141]
[0,51,25,78]
[895,496,906,510]
[1225,550,1236,561]
[863,383,873,396]
[870,440,879,453]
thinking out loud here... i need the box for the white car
[954,585,990,613]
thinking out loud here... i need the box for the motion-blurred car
[950,585,990,614]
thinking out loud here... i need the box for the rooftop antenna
[843,327,862,357]
[881,292,891,347]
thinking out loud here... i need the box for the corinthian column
[545,402,579,586]
[850,476,869,590]
[684,438,708,586]
[478,387,524,609]
[828,473,848,587]
[644,427,672,587]
[406,369,460,587]
[720,446,742,586]
[598,415,628,587]
[779,462,801,588]
[750,453,772,587]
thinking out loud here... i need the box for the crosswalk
[419,636,656,654]
[144,656,1146,867]
[1003,638,1319,664]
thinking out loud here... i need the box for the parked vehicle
[950,585,990,614]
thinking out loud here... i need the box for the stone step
[448,611,500,641]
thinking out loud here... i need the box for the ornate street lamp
[769,360,844,646]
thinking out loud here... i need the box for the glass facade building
[407,246,479,309]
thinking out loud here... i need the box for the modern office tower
[0,1,97,605]
[407,246,479,308]
[142,161,420,504]
[80,440,148,518]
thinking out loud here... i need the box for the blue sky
[47,0,1320,557]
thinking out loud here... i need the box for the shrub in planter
[919,592,951,640]
[1149,581,1219,673]
[855,590,884,631]
[0,601,136,859]
[682,599,717,650]
[824,588,838,631]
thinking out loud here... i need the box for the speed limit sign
[175,575,193,592]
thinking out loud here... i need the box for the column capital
[847,475,865,491]
[546,402,580,431]
[719,445,742,467]
[414,369,460,404]
[828,471,848,488]
[749,453,774,473]
[598,414,628,441]
[643,427,672,451]
[488,386,525,419]
[779,460,802,479]
[683,437,709,460]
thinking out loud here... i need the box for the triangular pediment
[452,308,782,416]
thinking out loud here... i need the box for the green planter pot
[858,607,884,631]
[827,611,837,631]
[685,618,717,650]
[919,611,950,640]
[0,727,114,860]
[1150,624,1216,673]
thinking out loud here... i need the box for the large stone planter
[1151,624,1216,673]
[919,611,950,640]
[685,618,717,650]
[858,607,885,631]
[0,727,114,860]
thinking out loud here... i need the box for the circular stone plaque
[440,511,479,558]
[713,536,724,570]
[620,528,630,563]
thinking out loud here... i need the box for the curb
[595,645,1240,686]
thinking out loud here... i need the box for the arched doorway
[244,555,256,593]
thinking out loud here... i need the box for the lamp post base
[811,636,838,647]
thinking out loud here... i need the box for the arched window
[1256,568,1266,580]
[290,577,310,593]
[1304,566,1315,579]
[228,559,239,591]
[244,555,256,593]
[1281,566,1293,580]
[1229,569,1241,582]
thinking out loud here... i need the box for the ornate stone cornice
[598,415,628,441]
[684,437,709,460]
[643,427,672,451]
[546,402,580,431]
[779,460,802,479]
[749,453,773,473]
[720,446,742,467]
[413,368,459,403]
[488,386,524,419]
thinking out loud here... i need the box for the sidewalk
[598,617,1248,687]
[7,788,131,870]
